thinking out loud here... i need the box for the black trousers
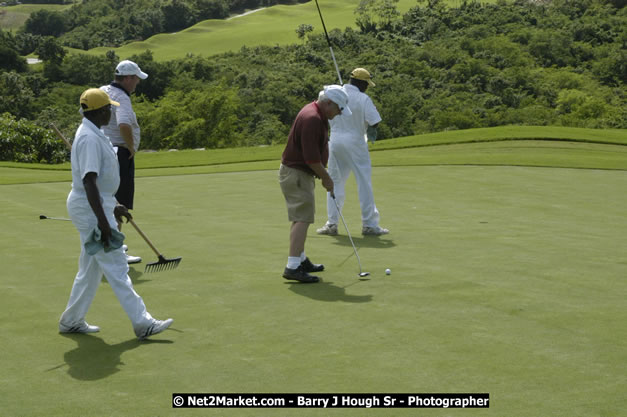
[116,147,135,209]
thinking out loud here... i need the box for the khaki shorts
[279,164,315,223]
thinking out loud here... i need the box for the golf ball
[385,268,391,275]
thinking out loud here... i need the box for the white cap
[115,60,148,79]
[323,85,352,116]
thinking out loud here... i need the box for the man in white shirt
[317,68,389,237]
[101,60,147,264]
[60,88,173,340]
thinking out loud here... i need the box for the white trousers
[60,192,153,336]
[326,136,380,227]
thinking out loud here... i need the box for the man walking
[279,85,351,283]
[317,68,389,237]
[101,60,147,264]
[59,88,172,340]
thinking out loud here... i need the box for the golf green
[2,164,626,416]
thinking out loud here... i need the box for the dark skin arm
[83,172,133,248]
[83,172,112,247]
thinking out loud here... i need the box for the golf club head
[359,272,370,277]
[39,215,46,219]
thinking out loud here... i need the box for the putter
[315,0,343,84]
[40,214,71,221]
[331,194,370,277]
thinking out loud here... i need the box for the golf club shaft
[331,195,363,273]
[314,0,343,84]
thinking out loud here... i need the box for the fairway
[84,0,495,61]
[2,160,627,415]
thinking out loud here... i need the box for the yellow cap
[80,88,120,112]
[350,68,375,87]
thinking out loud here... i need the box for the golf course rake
[128,219,181,273]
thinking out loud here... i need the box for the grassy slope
[83,0,493,61]
[1,126,626,185]
[0,3,74,31]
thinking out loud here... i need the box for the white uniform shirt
[100,84,141,152]
[329,84,382,140]
[68,118,120,215]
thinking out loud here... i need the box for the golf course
[2,0,626,414]
[2,126,627,416]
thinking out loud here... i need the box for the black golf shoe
[283,266,319,283]
[300,257,324,273]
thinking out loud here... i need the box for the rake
[128,219,181,273]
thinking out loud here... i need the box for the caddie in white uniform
[59,88,173,340]
[317,68,389,237]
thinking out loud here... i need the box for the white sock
[300,251,306,262]
[287,256,301,269]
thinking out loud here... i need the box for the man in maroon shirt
[279,85,352,283]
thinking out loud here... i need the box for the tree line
[0,0,625,162]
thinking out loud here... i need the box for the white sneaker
[362,226,389,236]
[316,223,338,236]
[137,318,174,340]
[126,254,142,264]
[59,321,100,334]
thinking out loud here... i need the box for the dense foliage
[0,113,67,163]
[20,0,308,50]
[0,0,625,161]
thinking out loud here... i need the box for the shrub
[0,113,67,163]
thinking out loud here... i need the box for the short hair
[114,74,132,82]
[318,91,331,103]
[81,104,109,121]
[350,77,369,91]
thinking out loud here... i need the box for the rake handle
[128,218,162,258]
[51,123,72,151]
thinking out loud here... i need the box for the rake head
[144,255,181,273]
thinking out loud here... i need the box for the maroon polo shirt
[281,101,329,177]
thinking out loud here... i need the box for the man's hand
[114,204,133,224]
[322,175,334,194]
[119,123,135,159]
[98,220,112,248]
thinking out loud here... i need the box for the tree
[295,24,314,41]
[0,30,27,73]
[23,10,67,37]
[355,0,401,33]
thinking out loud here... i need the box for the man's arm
[119,123,135,159]
[83,172,112,246]
[307,162,334,194]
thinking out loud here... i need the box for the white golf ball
[385,268,391,275]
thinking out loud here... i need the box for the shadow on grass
[328,235,396,249]
[286,280,372,303]
[57,334,173,381]
[101,266,151,285]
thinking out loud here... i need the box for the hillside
[0,0,625,162]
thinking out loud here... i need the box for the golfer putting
[279,85,351,283]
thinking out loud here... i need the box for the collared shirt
[281,101,329,177]
[70,117,120,198]
[329,84,382,140]
[100,83,141,152]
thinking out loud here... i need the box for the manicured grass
[0,3,75,31]
[2,126,626,185]
[83,0,496,61]
[2,161,627,416]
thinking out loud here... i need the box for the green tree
[355,0,401,33]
